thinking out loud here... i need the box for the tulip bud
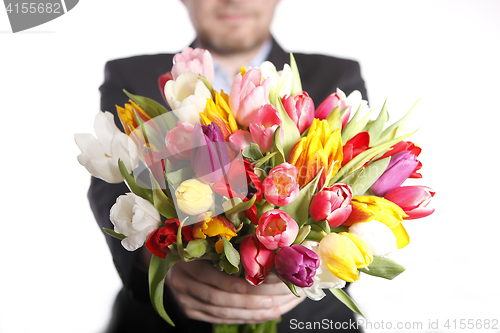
[240,235,275,286]
[191,122,232,184]
[315,89,362,129]
[348,221,398,256]
[370,151,419,196]
[384,186,435,219]
[229,68,271,127]
[175,179,214,216]
[249,104,282,152]
[171,47,214,85]
[256,209,299,250]
[275,245,320,288]
[262,163,300,206]
[281,92,315,134]
[165,121,194,160]
[146,218,194,258]
[309,183,353,228]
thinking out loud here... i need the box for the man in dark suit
[90,0,367,331]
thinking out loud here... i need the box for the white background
[1,0,499,332]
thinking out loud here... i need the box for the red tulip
[309,183,353,227]
[146,219,193,258]
[342,131,370,167]
[240,235,275,286]
[384,186,436,219]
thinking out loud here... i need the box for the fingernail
[232,283,246,294]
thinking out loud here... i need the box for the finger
[278,293,306,316]
[179,260,250,294]
[185,309,267,325]
[180,275,297,309]
[246,281,292,295]
[182,294,281,322]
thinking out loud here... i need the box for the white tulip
[301,241,346,301]
[75,111,139,183]
[164,71,212,125]
[348,220,398,256]
[110,193,162,251]
[260,61,293,98]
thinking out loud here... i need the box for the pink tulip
[384,186,436,219]
[229,68,271,127]
[275,245,319,288]
[315,90,361,129]
[171,47,214,85]
[228,129,253,151]
[249,104,282,152]
[281,92,315,134]
[256,209,299,250]
[240,235,275,286]
[309,183,353,228]
[263,163,299,206]
[165,121,194,160]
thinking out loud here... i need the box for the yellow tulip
[318,232,372,283]
[343,195,410,249]
[200,91,238,141]
[175,179,214,216]
[287,118,343,188]
[193,215,237,253]
[116,100,151,136]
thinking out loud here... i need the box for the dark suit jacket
[90,39,367,332]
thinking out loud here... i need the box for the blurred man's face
[181,0,281,54]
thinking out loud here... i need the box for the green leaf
[224,195,256,217]
[372,98,420,146]
[282,169,322,227]
[149,253,179,326]
[165,167,195,188]
[270,125,285,166]
[364,99,389,146]
[198,75,214,96]
[330,289,365,318]
[330,129,418,185]
[290,53,303,95]
[325,106,341,132]
[124,89,169,116]
[275,95,301,159]
[253,152,277,169]
[176,217,188,262]
[342,102,374,144]
[293,225,311,245]
[341,157,390,196]
[242,143,264,161]
[118,159,153,202]
[150,175,178,219]
[103,227,126,240]
[220,257,240,274]
[185,239,210,258]
[222,237,240,269]
[359,256,406,280]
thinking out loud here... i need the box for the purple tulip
[370,151,419,196]
[275,244,320,288]
[191,122,231,183]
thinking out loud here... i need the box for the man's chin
[199,34,269,55]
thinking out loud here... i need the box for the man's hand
[166,259,305,325]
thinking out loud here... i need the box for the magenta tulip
[190,122,231,183]
[240,235,275,286]
[256,209,299,250]
[275,244,320,288]
[370,151,420,196]
[262,163,299,206]
[281,92,315,134]
[229,68,271,127]
[249,104,282,152]
[384,186,436,219]
[309,183,353,227]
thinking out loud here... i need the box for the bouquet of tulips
[75,47,435,332]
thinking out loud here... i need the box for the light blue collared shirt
[211,39,273,94]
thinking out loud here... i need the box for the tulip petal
[391,223,410,249]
